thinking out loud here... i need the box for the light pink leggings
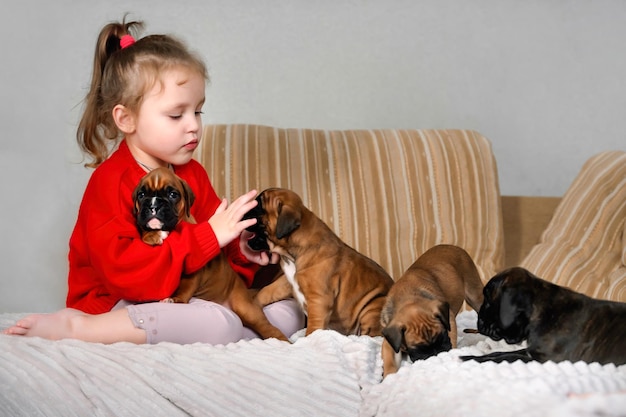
[114,298,305,344]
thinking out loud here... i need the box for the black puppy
[461,267,626,365]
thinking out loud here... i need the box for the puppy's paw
[459,349,532,363]
[160,296,185,303]
[143,230,169,246]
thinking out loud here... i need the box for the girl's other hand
[239,230,280,265]
[208,190,258,248]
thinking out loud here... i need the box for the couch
[1,125,624,417]
[200,124,626,301]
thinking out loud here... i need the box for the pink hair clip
[120,34,135,49]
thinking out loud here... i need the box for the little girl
[3,18,304,344]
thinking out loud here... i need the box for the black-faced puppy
[133,167,193,246]
[132,168,290,342]
[243,187,394,337]
[380,244,484,377]
[461,267,626,365]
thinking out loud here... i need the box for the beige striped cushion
[198,124,504,282]
[521,151,626,301]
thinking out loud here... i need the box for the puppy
[380,244,484,377]
[461,267,626,365]
[132,168,290,342]
[243,188,394,336]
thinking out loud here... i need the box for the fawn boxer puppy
[243,188,394,336]
[380,244,484,377]
[132,167,289,342]
[461,267,626,365]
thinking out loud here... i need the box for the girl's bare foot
[3,307,146,344]
[2,308,85,340]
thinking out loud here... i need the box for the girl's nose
[187,113,200,132]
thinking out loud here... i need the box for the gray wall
[1,0,624,312]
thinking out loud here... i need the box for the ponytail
[77,18,143,168]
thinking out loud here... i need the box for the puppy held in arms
[381,244,484,378]
[243,188,394,337]
[461,267,626,365]
[132,167,290,342]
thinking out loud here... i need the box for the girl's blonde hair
[77,18,209,167]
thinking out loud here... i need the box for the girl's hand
[239,230,280,265]
[208,190,259,248]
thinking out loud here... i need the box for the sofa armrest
[520,151,626,301]
[501,195,561,268]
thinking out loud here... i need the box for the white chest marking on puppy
[281,257,307,314]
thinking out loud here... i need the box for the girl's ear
[112,104,136,134]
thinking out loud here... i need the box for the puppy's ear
[382,325,405,353]
[132,184,144,216]
[499,288,531,329]
[132,188,140,215]
[179,178,195,217]
[275,203,301,239]
[435,301,451,332]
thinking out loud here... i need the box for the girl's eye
[195,111,204,116]
[169,115,182,120]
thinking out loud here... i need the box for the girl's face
[127,68,206,169]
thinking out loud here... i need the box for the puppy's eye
[168,190,180,201]
[136,191,146,200]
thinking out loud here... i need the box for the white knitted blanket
[1,311,625,417]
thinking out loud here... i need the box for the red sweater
[66,140,258,314]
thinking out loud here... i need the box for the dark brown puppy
[132,168,289,342]
[461,267,626,365]
[244,188,394,336]
[380,244,484,377]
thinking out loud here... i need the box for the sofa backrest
[197,124,505,282]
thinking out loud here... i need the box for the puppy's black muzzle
[137,196,179,232]
[477,307,503,341]
[406,332,452,361]
[242,195,270,251]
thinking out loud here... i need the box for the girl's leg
[3,298,303,345]
[3,300,243,345]
[2,308,146,344]
[241,298,305,340]
[126,298,245,344]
